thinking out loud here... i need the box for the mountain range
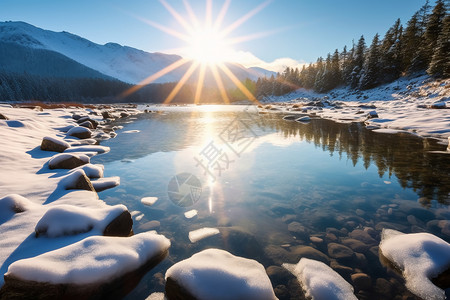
[0,21,274,86]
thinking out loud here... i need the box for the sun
[186,27,232,65]
[122,0,272,104]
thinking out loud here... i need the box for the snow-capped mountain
[0,21,274,85]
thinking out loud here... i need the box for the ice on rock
[91,176,120,192]
[380,229,450,300]
[141,197,158,206]
[165,248,277,300]
[35,204,127,237]
[6,232,170,285]
[184,209,198,219]
[283,258,357,300]
[188,227,220,243]
[64,145,110,153]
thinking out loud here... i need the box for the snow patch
[283,258,357,300]
[188,227,220,243]
[380,229,450,300]
[6,232,170,284]
[141,197,158,206]
[165,248,277,300]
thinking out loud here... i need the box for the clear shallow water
[92,105,450,299]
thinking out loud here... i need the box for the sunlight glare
[187,27,232,65]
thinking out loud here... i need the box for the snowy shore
[261,75,450,141]
[0,104,170,298]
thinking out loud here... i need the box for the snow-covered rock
[188,227,220,243]
[70,163,104,178]
[91,176,120,192]
[379,229,450,300]
[59,169,95,192]
[165,249,277,300]
[67,126,92,139]
[0,194,38,224]
[34,204,129,238]
[184,209,198,219]
[40,136,70,152]
[283,258,357,300]
[48,153,89,169]
[141,197,158,206]
[2,232,170,299]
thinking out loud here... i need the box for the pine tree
[350,36,366,89]
[360,33,381,89]
[330,49,342,88]
[427,15,450,77]
[380,18,404,82]
[423,0,447,65]
[402,12,422,73]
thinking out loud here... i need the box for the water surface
[92,105,450,299]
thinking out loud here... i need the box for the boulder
[165,249,277,300]
[78,120,94,129]
[290,245,330,264]
[67,126,92,139]
[0,112,8,120]
[367,110,379,118]
[0,232,170,300]
[103,210,133,237]
[327,243,354,260]
[101,111,113,119]
[48,153,89,169]
[351,273,371,292]
[40,136,70,153]
[287,222,309,240]
[64,172,96,192]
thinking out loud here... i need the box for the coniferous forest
[255,0,449,98]
[0,0,448,103]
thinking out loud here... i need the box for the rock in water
[1,232,170,299]
[40,136,70,153]
[165,249,277,300]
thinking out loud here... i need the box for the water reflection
[91,107,450,299]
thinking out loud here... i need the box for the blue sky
[0,0,426,71]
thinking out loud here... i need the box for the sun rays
[122,0,273,105]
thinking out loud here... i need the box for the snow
[379,229,450,300]
[91,176,120,192]
[0,106,170,291]
[262,75,450,140]
[64,145,110,153]
[165,248,277,300]
[70,163,104,178]
[283,258,357,300]
[35,204,127,237]
[141,197,158,206]
[145,292,165,300]
[184,209,198,219]
[123,129,140,133]
[188,227,220,243]
[6,231,170,285]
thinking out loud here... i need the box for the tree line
[255,0,449,98]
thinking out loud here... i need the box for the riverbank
[261,75,450,141]
[0,104,170,298]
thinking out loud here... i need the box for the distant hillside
[0,21,274,85]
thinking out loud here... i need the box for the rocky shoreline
[0,103,449,299]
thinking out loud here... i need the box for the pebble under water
[91,106,450,300]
